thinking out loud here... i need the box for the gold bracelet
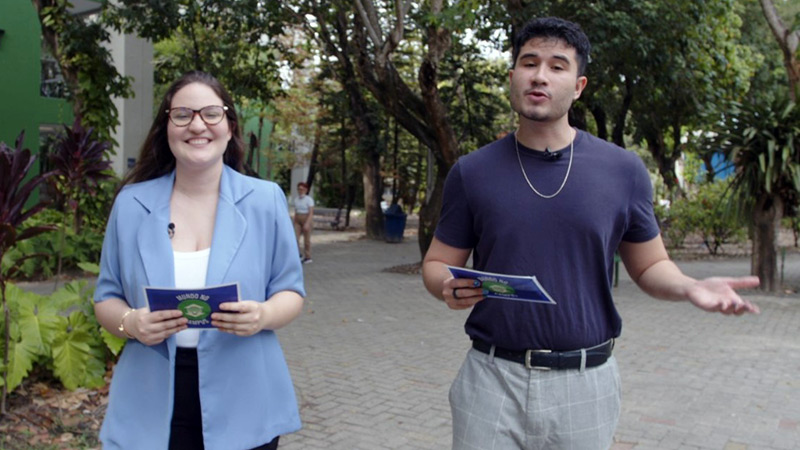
[118,308,136,339]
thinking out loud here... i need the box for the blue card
[447,266,556,304]
[144,283,240,328]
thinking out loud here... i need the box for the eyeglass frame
[165,105,230,127]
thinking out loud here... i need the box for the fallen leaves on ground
[0,373,107,450]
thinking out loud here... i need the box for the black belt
[471,339,614,371]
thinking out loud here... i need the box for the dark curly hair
[511,17,591,76]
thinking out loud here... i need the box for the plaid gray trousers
[450,347,621,450]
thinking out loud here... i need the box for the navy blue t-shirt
[435,130,660,351]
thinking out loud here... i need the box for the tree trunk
[391,118,399,204]
[407,150,423,213]
[338,115,349,227]
[417,162,447,256]
[362,153,384,238]
[312,6,385,238]
[413,0,458,255]
[759,0,800,101]
[644,130,679,193]
[306,124,322,189]
[751,193,782,292]
[588,103,608,141]
[611,78,634,148]
[701,153,716,183]
[311,0,458,254]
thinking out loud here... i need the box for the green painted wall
[0,1,72,156]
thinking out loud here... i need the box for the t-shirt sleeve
[622,158,661,243]
[267,185,306,298]
[434,161,475,250]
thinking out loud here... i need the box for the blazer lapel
[135,173,176,289]
[205,166,250,286]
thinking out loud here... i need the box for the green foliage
[782,216,800,247]
[693,180,748,254]
[2,208,107,282]
[717,97,800,216]
[37,0,134,144]
[439,40,510,152]
[0,281,122,393]
[656,199,695,249]
[0,133,56,253]
[658,179,747,254]
[48,118,114,219]
[105,0,291,105]
[0,132,58,412]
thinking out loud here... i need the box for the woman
[94,71,305,450]
[292,182,314,263]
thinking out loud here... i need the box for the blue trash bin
[383,204,407,243]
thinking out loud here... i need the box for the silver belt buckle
[525,349,552,370]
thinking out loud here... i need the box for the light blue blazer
[94,165,305,450]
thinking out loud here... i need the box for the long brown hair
[120,71,245,188]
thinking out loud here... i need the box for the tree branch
[759,0,799,52]
[353,0,382,50]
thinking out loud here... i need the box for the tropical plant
[1,208,108,281]
[0,132,56,414]
[717,98,800,291]
[0,273,126,400]
[49,118,114,230]
[48,117,114,284]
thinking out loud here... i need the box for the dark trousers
[169,348,279,450]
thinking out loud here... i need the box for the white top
[294,195,315,214]
[173,248,210,348]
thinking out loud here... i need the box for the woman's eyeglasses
[166,105,229,127]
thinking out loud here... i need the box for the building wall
[0,2,153,178]
[0,1,72,155]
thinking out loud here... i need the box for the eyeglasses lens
[168,106,226,126]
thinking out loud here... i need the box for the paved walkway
[16,231,797,449]
[277,231,800,450]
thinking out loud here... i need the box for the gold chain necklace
[514,129,575,199]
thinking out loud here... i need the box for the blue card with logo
[144,283,240,328]
[447,266,556,304]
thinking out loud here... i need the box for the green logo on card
[178,299,212,320]
[483,281,516,295]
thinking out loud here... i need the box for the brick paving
[19,229,797,449]
[278,232,800,450]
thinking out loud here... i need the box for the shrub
[658,179,747,254]
[694,180,747,255]
[0,274,125,395]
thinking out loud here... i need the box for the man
[293,182,314,264]
[422,17,759,450]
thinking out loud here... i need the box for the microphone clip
[543,147,562,161]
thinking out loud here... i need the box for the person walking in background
[293,182,314,264]
[422,17,759,450]
[93,71,305,450]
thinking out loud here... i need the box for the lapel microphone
[543,147,562,161]
[168,222,175,239]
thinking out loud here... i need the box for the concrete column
[109,30,153,176]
